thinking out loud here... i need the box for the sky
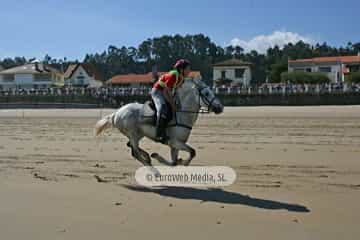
[0,0,359,60]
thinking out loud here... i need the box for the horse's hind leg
[138,148,151,165]
[128,137,151,166]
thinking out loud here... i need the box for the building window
[118,83,130,87]
[140,83,152,87]
[319,67,331,73]
[235,69,245,78]
[2,74,15,82]
[306,68,312,72]
[349,65,360,72]
[221,71,226,79]
[34,74,51,82]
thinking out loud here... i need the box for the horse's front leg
[169,140,196,166]
[150,148,177,166]
[150,147,180,166]
[171,147,179,166]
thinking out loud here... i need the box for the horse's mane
[178,78,206,94]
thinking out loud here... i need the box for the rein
[174,85,214,114]
[168,84,215,130]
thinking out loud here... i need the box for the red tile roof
[107,71,201,84]
[289,55,360,63]
[107,73,154,84]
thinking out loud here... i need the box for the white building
[64,64,103,87]
[213,59,252,87]
[288,55,360,83]
[0,63,63,90]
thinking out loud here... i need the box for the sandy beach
[1,106,360,240]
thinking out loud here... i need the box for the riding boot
[156,117,168,143]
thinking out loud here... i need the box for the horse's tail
[94,112,115,137]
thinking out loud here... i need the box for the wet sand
[1,106,360,240]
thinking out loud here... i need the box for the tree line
[1,34,360,85]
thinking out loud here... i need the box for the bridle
[197,85,217,114]
[168,83,216,130]
[166,82,217,130]
[175,82,216,114]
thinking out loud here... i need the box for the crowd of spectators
[1,83,360,98]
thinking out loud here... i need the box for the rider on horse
[151,59,191,142]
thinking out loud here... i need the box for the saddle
[140,99,173,126]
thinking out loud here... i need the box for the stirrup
[155,134,168,144]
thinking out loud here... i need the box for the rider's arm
[158,74,177,111]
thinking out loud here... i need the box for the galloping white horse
[94,78,224,166]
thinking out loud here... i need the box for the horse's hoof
[169,161,177,167]
[182,160,191,166]
[150,153,158,158]
[139,158,152,166]
[176,158,183,165]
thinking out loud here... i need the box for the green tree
[269,63,288,83]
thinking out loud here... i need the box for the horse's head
[191,79,224,114]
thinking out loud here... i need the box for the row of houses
[288,53,360,82]
[0,62,103,90]
[0,59,253,90]
[1,54,359,90]
[0,63,64,90]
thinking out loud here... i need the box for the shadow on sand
[122,185,310,213]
